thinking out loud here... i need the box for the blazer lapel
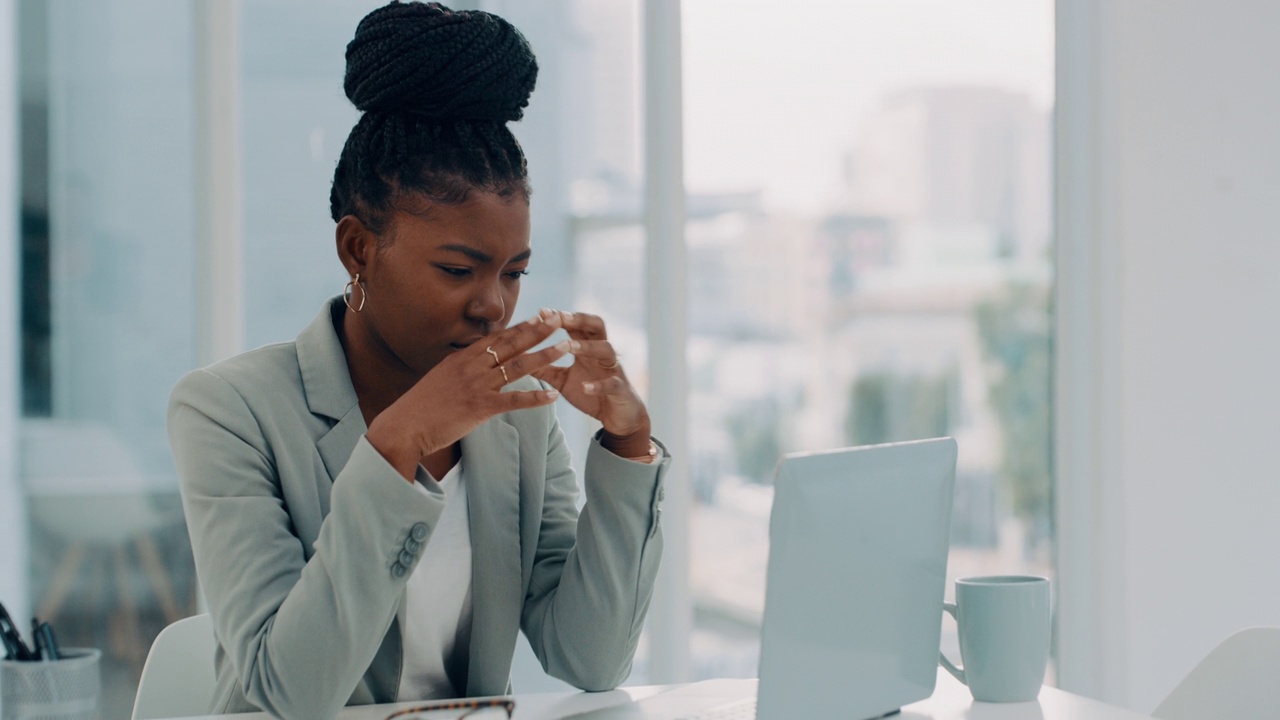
[295,298,364,506]
[292,299,408,701]
[462,415,523,696]
[314,404,368,516]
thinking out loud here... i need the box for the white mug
[939,575,1050,702]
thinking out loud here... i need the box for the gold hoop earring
[344,273,366,313]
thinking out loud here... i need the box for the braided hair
[330,1,538,235]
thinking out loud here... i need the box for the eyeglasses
[383,698,516,720]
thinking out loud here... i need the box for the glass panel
[681,0,1055,680]
[19,2,199,717]
[241,0,377,349]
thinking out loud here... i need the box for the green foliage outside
[973,283,1052,533]
[726,397,785,484]
[845,372,953,447]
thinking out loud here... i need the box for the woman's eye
[505,270,529,280]
[437,266,471,278]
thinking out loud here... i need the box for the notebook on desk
[568,437,958,720]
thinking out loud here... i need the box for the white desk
[170,670,1153,720]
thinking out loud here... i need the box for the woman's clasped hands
[367,309,651,479]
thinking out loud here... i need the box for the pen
[32,619,49,661]
[40,621,60,661]
[27,618,61,662]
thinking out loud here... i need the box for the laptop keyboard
[680,698,757,720]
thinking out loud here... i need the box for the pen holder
[0,648,100,720]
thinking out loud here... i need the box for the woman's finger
[491,388,561,413]
[563,339,621,371]
[500,342,570,385]
[529,365,570,391]
[556,310,607,340]
[485,309,562,363]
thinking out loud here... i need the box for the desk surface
[172,670,1153,720]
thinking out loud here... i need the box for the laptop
[566,437,958,720]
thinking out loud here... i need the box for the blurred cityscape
[564,3,1053,679]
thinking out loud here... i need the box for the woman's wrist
[600,423,652,460]
[366,414,422,482]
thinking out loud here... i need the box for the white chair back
[132,613,216,720]
[1153,626,1280,720]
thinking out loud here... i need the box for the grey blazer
[167,298,667,719]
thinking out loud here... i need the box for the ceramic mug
[939,575,1050,702]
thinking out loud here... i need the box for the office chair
[23,419,188,664]
[131,613,216,720]
[1152,626,1280,720]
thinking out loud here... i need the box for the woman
[167,3,666,717]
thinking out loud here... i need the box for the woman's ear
[335,214,376,278]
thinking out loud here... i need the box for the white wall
[1056,0,1280,711]
[0,0,29,625]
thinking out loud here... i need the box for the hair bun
[344,1,538,122]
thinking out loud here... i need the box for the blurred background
[4,1,1276,719]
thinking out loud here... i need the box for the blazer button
[391,563,407,578]
[411,522,429,542]
[404,538,422,554]
[399,549,415,567]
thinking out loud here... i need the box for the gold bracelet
[625,441,659,464]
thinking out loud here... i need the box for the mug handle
[939,601,966,685]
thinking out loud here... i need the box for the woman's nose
[467,281,507,324]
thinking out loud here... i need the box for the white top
[396,459,473,701]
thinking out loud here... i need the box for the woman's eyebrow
[438,245,532,264]
[439,244,492,262]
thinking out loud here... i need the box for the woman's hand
[367,311,568,480]
[531,310,652,459]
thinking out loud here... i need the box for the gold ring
[486,346,501,367]
[498,364,510,384]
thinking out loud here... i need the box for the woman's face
[361,191,532,377]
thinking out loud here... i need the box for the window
[18,2,199,716]
[675,0,1055,677]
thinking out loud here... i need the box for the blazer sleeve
[168,369,445,719]
[519,415,668,691]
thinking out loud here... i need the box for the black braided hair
[330,1,538,234]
